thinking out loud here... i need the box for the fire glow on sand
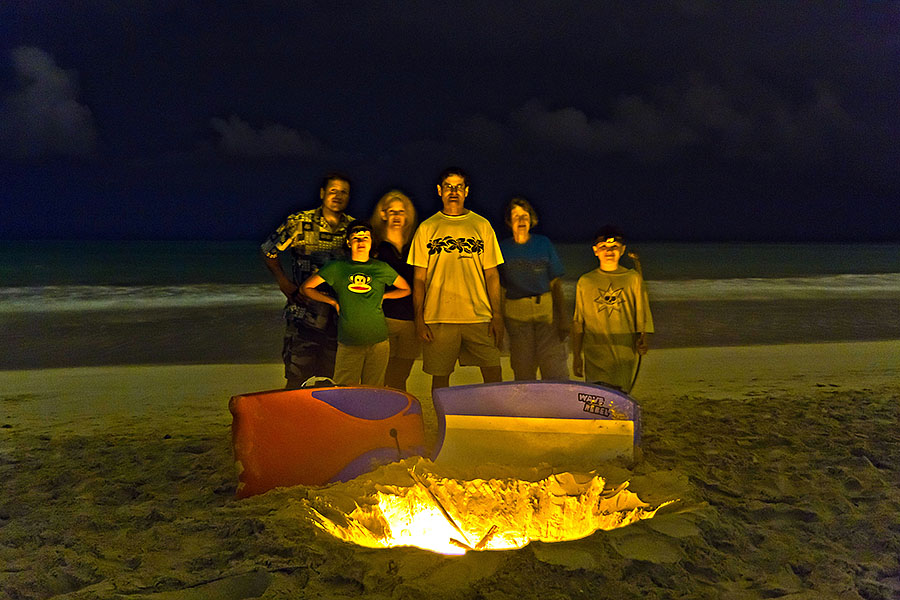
[308,468,673,556]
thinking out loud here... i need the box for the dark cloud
[210,114,325,159]
[440,72,867,168]
[511,97,698,161]
[0,46,98,159]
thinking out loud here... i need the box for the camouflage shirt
[261,206,354,331]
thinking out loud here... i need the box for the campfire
[309,467,672,555]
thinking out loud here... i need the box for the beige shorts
[422,322,501,376]
[386,318,421,360]
[334,340,390,386]
[503,291,553,322]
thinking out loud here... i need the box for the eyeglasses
[441,183,466,193]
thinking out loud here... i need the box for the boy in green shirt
[302,222,410,386]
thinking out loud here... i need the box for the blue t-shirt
[498,234,565,299]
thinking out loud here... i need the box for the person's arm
[550,277,570,341]
[300,273,339,313]
[571,329,584,378]
[383,275,410,300]
[571,278,585,378]
[263,251,302,304]
[413,266,433,342]
[484,266,504,348]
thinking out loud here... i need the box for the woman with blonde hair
[369,190,420,390]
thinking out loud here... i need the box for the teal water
[2,241,899,369]
[3,241,900,286]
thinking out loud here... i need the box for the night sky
[2,2,898,243]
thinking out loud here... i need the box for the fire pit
[308,466,672,555]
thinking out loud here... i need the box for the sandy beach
[2,341,899,599]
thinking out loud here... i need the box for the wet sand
[1,341,899,599]
[4,298,899,369]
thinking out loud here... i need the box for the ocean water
[2,240,899,369]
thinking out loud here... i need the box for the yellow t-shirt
[573,266,654,390]
[573,267,653,336]
[408,210,504,324]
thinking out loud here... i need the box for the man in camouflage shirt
[261,173,353,388]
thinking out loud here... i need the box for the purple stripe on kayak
[310,387,422,420]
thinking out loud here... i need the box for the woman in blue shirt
[498,197,570,380]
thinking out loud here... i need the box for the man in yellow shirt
[408,168,505,391]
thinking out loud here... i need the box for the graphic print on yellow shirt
[426,236,486,256]
[596,283,625,315]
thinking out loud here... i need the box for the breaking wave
[0,284,282,313]
[2,273,899,313]
[561,273,900,304]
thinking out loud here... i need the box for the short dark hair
[344,220,375,255]
[345,220,372,239]
[504,196,539,229]
[592,224,626,245]
[321,171,351,191]
[436,167,469,188]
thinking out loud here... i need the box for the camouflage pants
[282,321,337,389]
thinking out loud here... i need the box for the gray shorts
[505,317,569,381]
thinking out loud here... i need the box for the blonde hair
[370,189,417,246]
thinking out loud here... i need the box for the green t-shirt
[317,258,399,345]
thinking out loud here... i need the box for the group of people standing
[261,168,654,395]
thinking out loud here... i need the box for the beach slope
[1,341,899,599]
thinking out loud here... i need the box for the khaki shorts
[503,291,553,322]
[334,340,390,386]
[386,318,422,360]
[422,322,501,376]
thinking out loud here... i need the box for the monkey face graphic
[348,273,372,293]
